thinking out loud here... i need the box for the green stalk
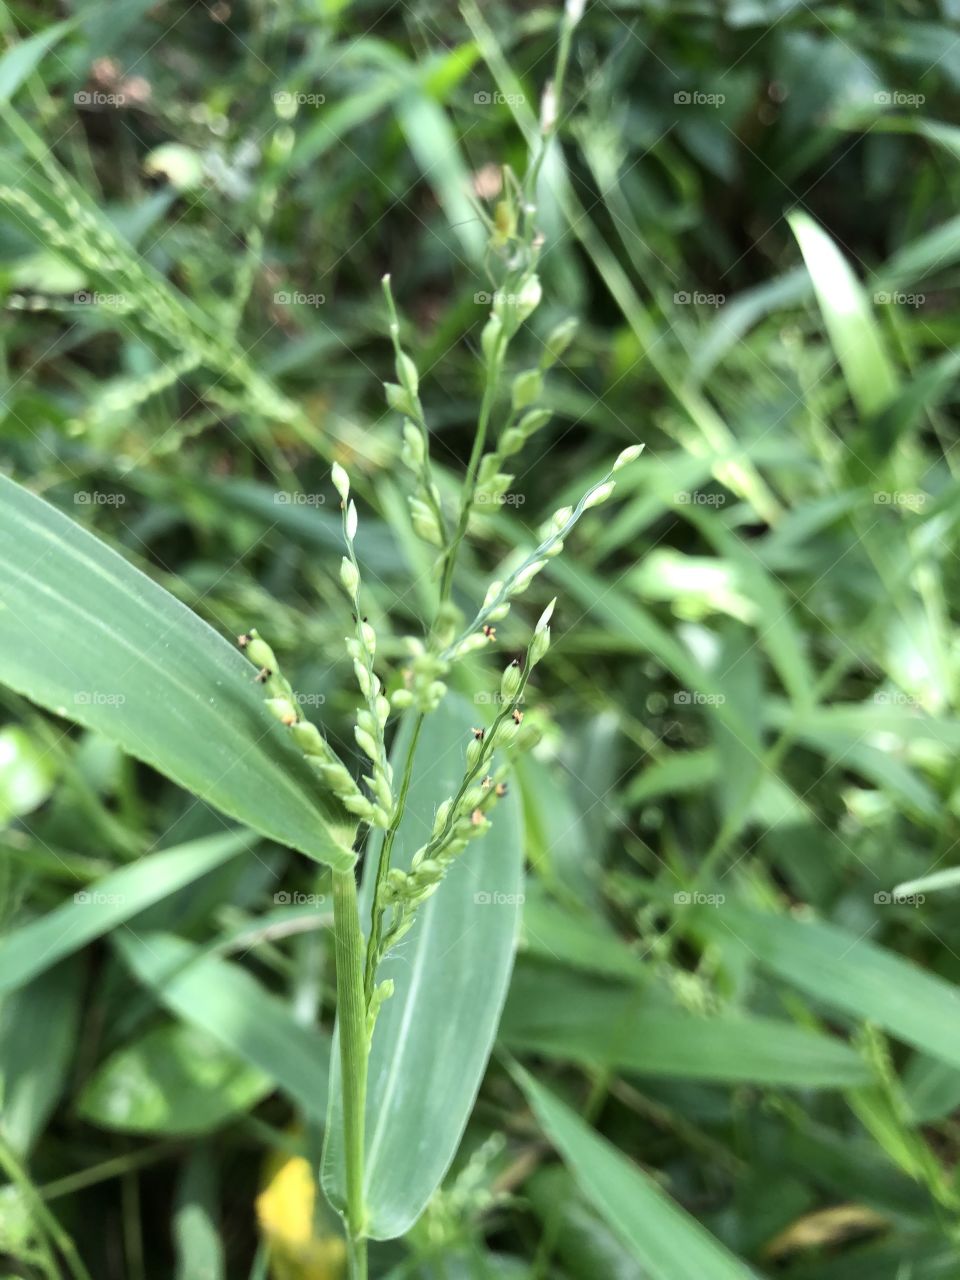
[363,710,426,1002]
[437,348,503,607]
[332,867,369,1280]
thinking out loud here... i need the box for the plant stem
[332,867,369,1280]
[363,711,425,1002]
[437,351,502,606]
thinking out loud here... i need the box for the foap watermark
[74,290,127,307]
[674,690,726,706]
[273,491,326,506]
[675,490,726,506]
[874,291,925,308]
[273,91,325,108]
[873,491,927,510]
[674,890,725,907]
[274,890,327,906]
[473,290,532,306]
[474,90,525,106]
[474,890,525,906]
[474,492,525,506]
[274,290,325,307]
[74,890,126,905]
[674,90,725,107]
[874,90,925,108]
[75,90,126,108]
[293,692,326,708]
[674,290,725,308]
[873,690,921,707]
[74,691,125,707]
[874,890,925,907]
[75,491,126,506]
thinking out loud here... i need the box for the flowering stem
[332,866,369,1278]
[363,710,426,1003]
[437,339,504,607]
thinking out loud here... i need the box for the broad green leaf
[788,210,898,417]
[323,696,524,1239]
[115,932,330,1119]
[0,21,73,102]
[713,904,960,1070]
[0,475,355,869]
[77,1022,272,1134]
[0,961,84,1153]
[526,1167,652,1280]
[501,966,869,1087]
[516,1070,758,1280]
[0,829,253,995]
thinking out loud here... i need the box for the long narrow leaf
[0,475,356,869]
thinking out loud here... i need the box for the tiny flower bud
[511,368,542,411]
[342,793,377,819]
[396,351,419,397]
[433,799,453,835]
[516,274,542,323]
[541,317,578,366]
[484,580,504,607]
[373,772,393,811]
[355,726,379,760]
[402,421,425,469]
[529,626,550,667]
[340,556,360,596]
[360,621,376,655]
[510,560,546,594]
[583,481,615,509]
[346,501,359,541]
[353,659,371,697]
[499,427,525,457]
[245,636,276,670]
[331,462,350,503]
[614,443,644,470]
[518,408,552,438]
[500,659,522,700]
[266,697,298,726]
[291,720,325,754]
[466,737,485,770]
[385,381,417,417]
[410,499,443,546]
[458,634,489,655]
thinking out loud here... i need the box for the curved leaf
[77,1022,272,1135]
[323,696,524,1239]
[0,830,253,996]
[788,210,899,418]
[516,1069,758,1280]
[0,474,355,869]
[116,931,330,1120]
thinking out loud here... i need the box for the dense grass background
[4,0,960,1276]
